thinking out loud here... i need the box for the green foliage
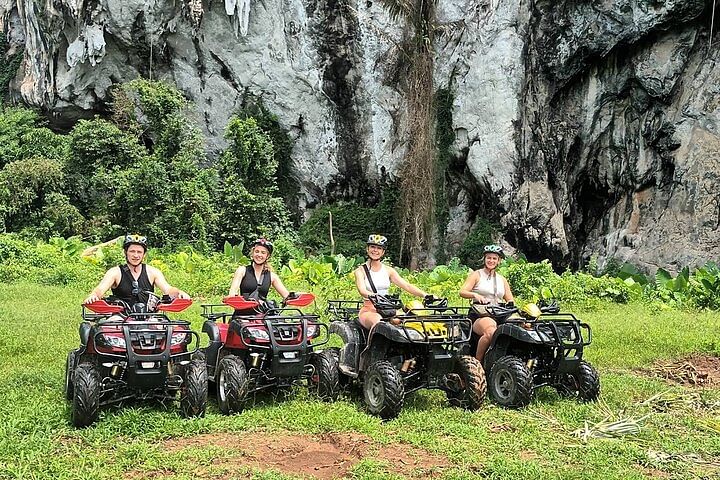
[0,157,82,238]
[0,234,101,288]
[457,218,496,269]
[299,188,400,260]
[113,79,187,138]
[215,116,291,247]
[65,118,145,226]
[688,262,720,310]
[223,240,246,264]
[434,87,454,264]
[0,108,67,167]
[0,32,23,102]
[0,234,717,315]
[236,94,298,221]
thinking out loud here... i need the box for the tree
[215,117,292,247]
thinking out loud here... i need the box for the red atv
[64,294,207,427]
[200,292,338,414]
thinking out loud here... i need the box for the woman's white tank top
[472,269,506,304]
[364,264,391,295]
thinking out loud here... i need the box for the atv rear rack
[327,300,362,321]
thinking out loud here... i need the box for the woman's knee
[484,325,497,338]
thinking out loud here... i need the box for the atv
[328,295,486,420]
[475,301,600,408]
[65,293,207,428]
[200,292,338,414]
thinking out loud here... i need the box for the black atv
[329,295,486,420]
[475,301,600,408]
[65,294,207,427]
[200,293,338,414]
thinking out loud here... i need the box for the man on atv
[354,234,431,329]
[459,244,514,363]
[83,234,190,306]
[227,238,291,311]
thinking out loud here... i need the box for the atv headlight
[451,325,464,339]
[525,330,542,342]
[405,328,424,341]
[171,332,189,346]
[306,323,320,339]
[101,335,126,348]
[246,327,270,341]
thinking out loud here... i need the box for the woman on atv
[83,234,190,306]
[228,238,290,308]
[354,234,431,329]
[459,244,514,363]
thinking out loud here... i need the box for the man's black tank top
[240,264,271,300]
[112,264,154,304]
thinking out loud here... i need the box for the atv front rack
[231,313,330,350]
[327,300,363,321]
[90,317,202,361]
[391,313,472,345]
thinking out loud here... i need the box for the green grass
[0,283,718,479]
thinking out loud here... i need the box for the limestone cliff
[1,0,718,272]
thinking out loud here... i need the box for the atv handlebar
[83,297,192,316]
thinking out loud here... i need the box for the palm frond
[378,0,415,23]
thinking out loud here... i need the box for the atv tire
[445,355,487,410]
[310,350,340,401]
[554,360,600,402]
[64,351,76,402]
[488,355,533,408]
[217,355,248,415]
[328,347,351,390]
[72,362,100,428]
[180,358,208,418]
[363,361,404,420]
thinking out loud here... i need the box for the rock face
[1,0,718,272]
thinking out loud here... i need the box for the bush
[0,158,81,237]
[214,117,291,248]
[457,218,496,270]
[0,108,68,168]
[65,118,145,224]
[298,188,400,260]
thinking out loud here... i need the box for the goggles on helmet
[123,234,148,250]
[483,244,505,258]
[366,234,388,248]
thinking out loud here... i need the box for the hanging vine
[380,0,438,269]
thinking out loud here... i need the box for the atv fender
[372,321,413,344]
[483,324,544,369]
[202,320,222,378]
[358,322,412,372]
[330,321,364,373]
[79,321,92,346]
[495,323,545,345]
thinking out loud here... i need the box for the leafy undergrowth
[0,283,718,479]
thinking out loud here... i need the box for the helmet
[366,234,388,248]
[250,238,274,255]
[123,233,148,251]
[483,244,505,259]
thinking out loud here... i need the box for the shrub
[298,188,400,260]
[457,218,496,270]
[0,108,67,167]
[214,117,291,247]
[65,118,145,224]
[0,158,81,237]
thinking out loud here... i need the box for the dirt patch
[642,354,720,387]
[129,431,452,479]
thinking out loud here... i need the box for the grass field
[0,283,718,479]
